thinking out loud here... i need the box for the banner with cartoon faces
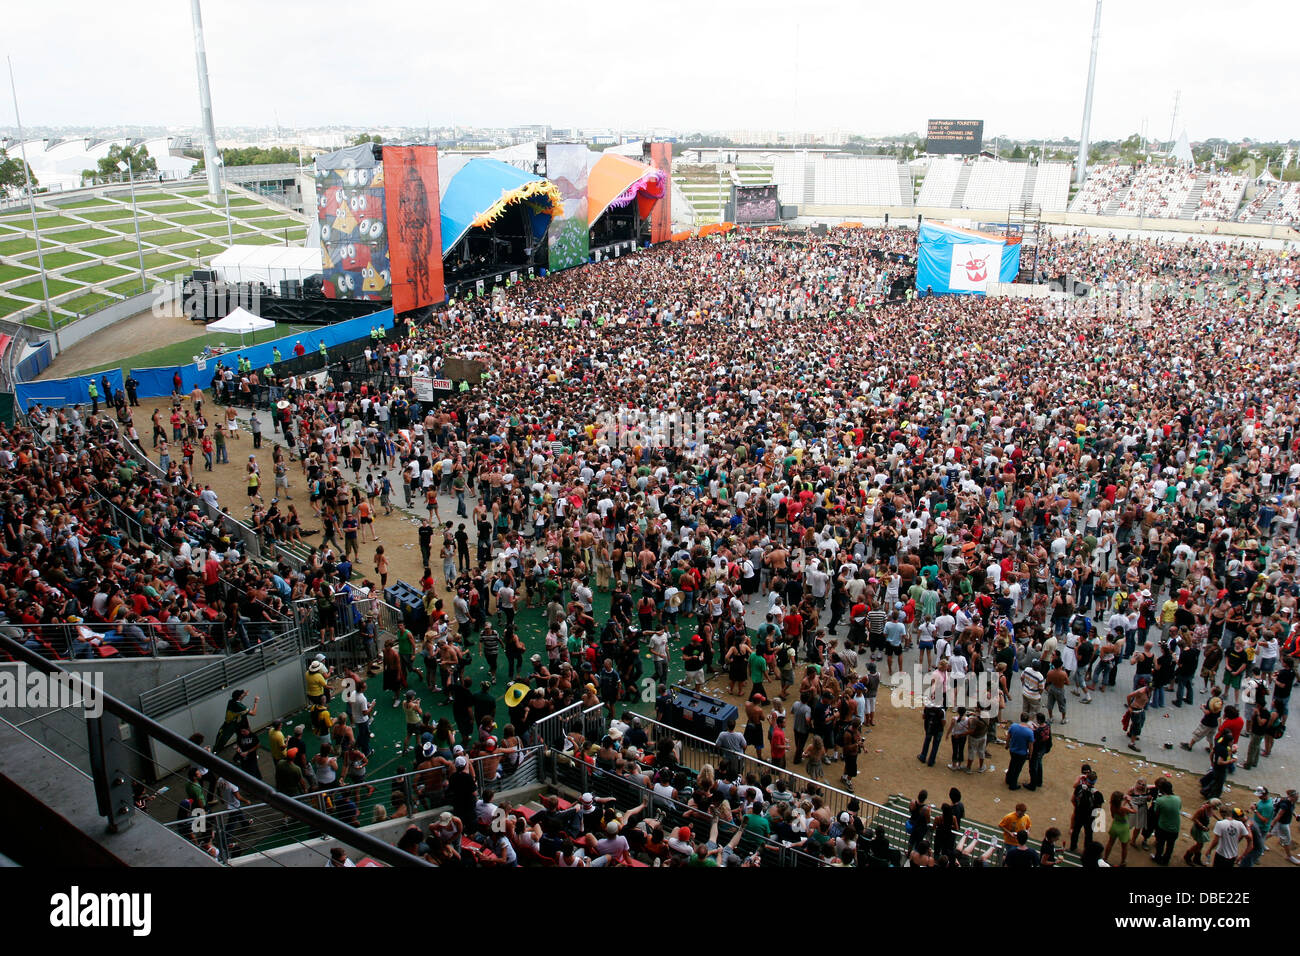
[316,165,391,300]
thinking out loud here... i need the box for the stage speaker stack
[280,280,301,298]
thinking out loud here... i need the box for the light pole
[216,154,233,245]
[118,157,148,295]
[7,57,54,345]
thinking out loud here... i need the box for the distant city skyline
[5,0,1298,142]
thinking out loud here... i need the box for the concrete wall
[39,284,179,360]
[0,655,237,782]
[150,652,307,776]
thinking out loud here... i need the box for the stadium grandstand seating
[1237,181,1300,225]
[810,156,907,206]
[1069,164,1135,215]
[1191,173,1247,221]
[916,158,963,207]
[961,162,1027,210]
[1114,166,1197,219]
[0,180,309,328]
[1029,162,1071,212]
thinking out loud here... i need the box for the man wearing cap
[1207,805,1253,869]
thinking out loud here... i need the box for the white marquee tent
[210,244,322,286]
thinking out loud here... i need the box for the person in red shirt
[1218,705,1245,748]
[770,714,788,769]
[203,554,221,604]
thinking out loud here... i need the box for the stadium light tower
[190,0,222,201]
[1075,0,1103,186]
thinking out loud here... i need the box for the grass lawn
[52,198,118,209]
[83,239,145,257]
[145,230,203,249]
[66,263,133,284]
[141,203,205,216]
[251,217,305,231]
[166,212,224,226]
[0,296,34,317]
[115,191,179,204]
[140,252,183,269]
[21,250,92,269]
[0,263,37,283]
[49,227,116,245]
[237,233,282,245]
[101,220,149,234]
[73,321,313,376]
[232,208,281,220]
[190,242,229,258]
[104,278,151,299]
[41,215,102,230]
[8,278,80,299]
[75,209,136,222]
[57,291,122,317]
[193,222,253,237]
[0,236,39,256]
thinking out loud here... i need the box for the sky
[5,0,1297,142]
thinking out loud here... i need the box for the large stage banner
[383,145,445,312]
[546,144,589,273]
[316,149,391,301]
[915,221,1020,295]
[649,142,672,244]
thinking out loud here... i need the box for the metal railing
[161,744,545,864]
[0,631,428,867]
[635,711,886,825]
[0,618,246,663]
[551,752,827,867]
[138,629,302,719]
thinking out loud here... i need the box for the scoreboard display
[926,119,985,155]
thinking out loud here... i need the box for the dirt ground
[43,306,206,378]
[132,393,1288,868]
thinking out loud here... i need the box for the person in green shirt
[1150,778,1182,865]
[749,649,769,697]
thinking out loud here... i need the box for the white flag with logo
[948,242,1001,292]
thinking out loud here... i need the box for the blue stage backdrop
[915,221,1020,295]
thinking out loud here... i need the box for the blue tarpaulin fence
[15,369,124,413]
[129,307,395,399]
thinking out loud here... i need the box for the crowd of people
[143,221,1300,866]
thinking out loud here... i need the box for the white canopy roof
[206,307,275,335]
[210,244,322,285]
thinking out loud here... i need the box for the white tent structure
[210,244,322,286]
[1171,131,1194,166]
[206,307,275,346]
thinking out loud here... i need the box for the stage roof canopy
[587,153,666,226]
[439,158,562,256]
